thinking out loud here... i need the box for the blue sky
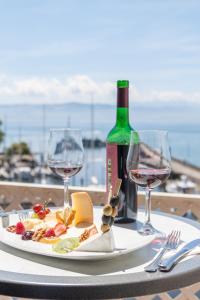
[0,0,200,104]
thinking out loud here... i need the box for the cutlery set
[145,230,200,272]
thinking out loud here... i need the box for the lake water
[0,102,199,186]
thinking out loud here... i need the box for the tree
[6,142,31,156]
[0,120,4,145]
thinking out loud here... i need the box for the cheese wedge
[76,230,115,252]
[71,192,93,226]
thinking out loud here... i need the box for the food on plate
[52,223,115,253]
[102,215,112,225]
[54,223,67,237]
[22,231,34,240]
[101,205,115,231]
[40,237,61,244]
[109,217,114,226]
[31,212,39,219]
[66,209,76,225]
[100,179,122,233]
[76,230,115,252]
[56,208,75,226]
[101,223,110,233]
[33,203,43,213]
[5,183,123,254]
[56,210,64,223]
[37,210,46,220]
[103,204,113,216]
[111,207,118,218]
[52,237,80,253]
[79,225,98,242]
[23,219,42,231]
[45,228,55,237]
[32,228,46,241]
[32,201,51,220]
[16,222,25,234]
[71,192,93,226]
[45,208,51,214]
[110,195,120,208]
[6,225,16,233]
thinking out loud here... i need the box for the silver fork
[18,210,29,222]
[144,230,181,272]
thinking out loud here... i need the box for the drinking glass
[127,130,171,235]
[47,128,84,207]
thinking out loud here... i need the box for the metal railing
[1,181,200,221]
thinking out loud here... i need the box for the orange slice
[40,237,61,244]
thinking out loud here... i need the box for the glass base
[114,217,136,224]
[138,222,156,236]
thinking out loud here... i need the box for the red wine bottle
[106,80,137,223]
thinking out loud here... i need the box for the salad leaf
[52,237,80,254]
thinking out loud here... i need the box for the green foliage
[0,120,4,145]
[6,142,31,156]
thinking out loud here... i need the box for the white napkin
[76,230,115,252]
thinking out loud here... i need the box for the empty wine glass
[47,128,84,208]
[127,130,171,235]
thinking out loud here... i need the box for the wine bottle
[106,80,137,223]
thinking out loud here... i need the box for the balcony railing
[1,181,200,221]
[1,181,200,300]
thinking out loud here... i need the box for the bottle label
[106,143,118,197]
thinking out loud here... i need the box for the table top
[1,209,200,300]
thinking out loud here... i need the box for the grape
[110,196,120,208]
[102,215,111,225]
[109,217,114,226]
[22,231,34,240]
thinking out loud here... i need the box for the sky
[0,0,200,105]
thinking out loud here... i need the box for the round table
[0,210,200,300]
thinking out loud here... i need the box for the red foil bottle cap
[117,80,129,108]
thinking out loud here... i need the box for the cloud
[0,74,113,104]
[0,74,199,105]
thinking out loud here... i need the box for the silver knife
[159,239,200,271]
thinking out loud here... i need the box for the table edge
[1,210,200,299]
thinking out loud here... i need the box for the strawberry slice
[54,223,67,237]
[45,228,55,238]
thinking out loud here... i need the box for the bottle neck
[116,87,130,127]
[116,108,129,127]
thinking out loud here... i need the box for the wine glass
[47,128,84,208]
[127,130,171,235]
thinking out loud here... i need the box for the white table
[0,210,200,299]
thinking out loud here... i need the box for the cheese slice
[23,219,43,231]
[71,192,93,226]
[76,230,115,252]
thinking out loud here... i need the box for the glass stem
[63,177,69,208]
[145,187,151,225]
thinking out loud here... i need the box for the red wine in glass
[127,130,171,235]
[129,168,170,189]
[47,128,84,208]
[50,166,82,179]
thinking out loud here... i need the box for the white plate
[0,208,155,260]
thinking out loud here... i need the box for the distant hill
[0,101,199,135]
